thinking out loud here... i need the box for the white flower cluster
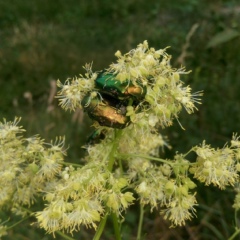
[57,41,202,129]
[4,41,240,238]
[0,118,65,210]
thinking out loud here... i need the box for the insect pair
[82,72,146,129]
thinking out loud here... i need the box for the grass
[0,0,240,239]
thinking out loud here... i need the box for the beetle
[95,72,146,101]
[81,72,146,129]
[82,94,130,129]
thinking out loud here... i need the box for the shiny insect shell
[82,94,130,129]
[82,72,146,129]
[95,72,147,101]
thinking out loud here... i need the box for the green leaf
[206,28,240,48]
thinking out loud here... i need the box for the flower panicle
[102,177,135,216]
[189,139,239,189]
[0,117,25,140]
[162,176,197,223]
[231,133,240,148]
[45,136,67,155]
[106,40,173,85]
[135,161,198,227]
[35,166,136,234]
[56,64,97,111]
[56,41,202,129]
[161,192,197,227]
[0,118,67,209]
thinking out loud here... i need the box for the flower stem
[93,214,108,240]
[56,231,75,240]
[107,129,123,239]
[94,129,123,240]
[62,162,83,168]
[111,212,121,240]
[228,210,240,240]
[107,129,122,171]
[228,229,240,240]
[137,204,144,240]
[119,153,172,165]
[7,215,30,229]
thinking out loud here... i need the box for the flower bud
[106,191,119,211]
[177,186,188,196]
[165,181,175,196]
[28,162,39,173]
[115,50,122,57]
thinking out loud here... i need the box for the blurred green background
[0,0,240,239]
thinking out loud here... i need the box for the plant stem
[228,229,240,240]
[107,129,123,239]
[107,129,122,171]
[94,129,123,240]
[7,216,30,229]
[234,209,238,228]
[56,231,75,240]
[119,153,172,165]
[228,210,240,240]
[111,212,121,240]
[119,153,194,166]
[137,204,144,240]
[62,162,83,168]
[93,214,108,240]
[118,157,124,175]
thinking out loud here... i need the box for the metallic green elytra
[82,94,130,129]
[95,72,146,100]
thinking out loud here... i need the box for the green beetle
[95,72,146,101]
[82,94,130,129]
[81,72,146,129]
